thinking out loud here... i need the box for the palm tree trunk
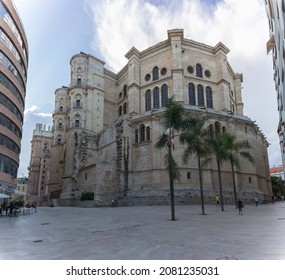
[217,160,224,211]
[198,155,205,215]
[168,144,175,220]
[231,159,238,209]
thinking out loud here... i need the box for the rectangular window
[249,177,252,183]
[75,120,80,127]
[187,172,191,179]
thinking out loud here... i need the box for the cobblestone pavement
[1,202,285,260]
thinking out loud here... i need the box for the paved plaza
[1,202,285,260]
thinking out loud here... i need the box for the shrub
[80,192,94,201]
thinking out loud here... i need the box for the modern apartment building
[265,0,285,172]
[0,0,28,194]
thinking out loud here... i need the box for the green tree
[180,117,210,215]
[271,176,285,198]
[226,135,254,208]
[155,97,184,220]
[206,132,232,211]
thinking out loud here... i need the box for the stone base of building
[51,189,272,208]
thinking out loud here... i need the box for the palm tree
[226,134,254,208]
[180,117,210,215]
[155,97,184,220]
[206,132,232,211]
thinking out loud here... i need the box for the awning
[0,194,10,199]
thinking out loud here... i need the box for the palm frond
[240,151,255,165]
[155,133,169,149]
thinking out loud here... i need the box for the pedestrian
[111,199,115,208]
[281,194,284,202]
[254,196,259,206]
[237,198,244,215]
[8,201,14,217]
[272,195,275,203]
[216,194,220,206]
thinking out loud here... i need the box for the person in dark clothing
[8,202,14,216]
[237,199,244,215]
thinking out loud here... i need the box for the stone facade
[29,29,272,206]
[28,124,53,196]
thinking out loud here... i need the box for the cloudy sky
[13,0,280,177]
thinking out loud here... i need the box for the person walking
[237,198,244,215]
[216,194,220,206]
[254,196,259,206]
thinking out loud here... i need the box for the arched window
[140,125,145,142]
[222,126,227,133]
[161,84,168,107]
[75,120,80,127]
[188,83,195,105]
[57,134,62,145]
[197,85,204,106]
[196,63,202,78]
[153,66,159,81]
[75,114,80,128]
[209,124,214,136]
[123,84,127,96]
[118,106,122,116]
[146,127,150,141]
[123,102,127,114]
[135,129,138,143]
[215,121,221,133]
[206,86,213,108]
[145,89,151,111]
[153,87,160,109]
[58,118,63,129]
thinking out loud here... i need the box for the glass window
[123,84,127,96]
[188,83,195,105]
[197,85,204,106]
[145,89,151,111]
[215,122,220,133]
[75,120,80,127]
[153,66,159,81]
[146,127,150,141]
[161,84,168,107]
[206,86,213,108]
[153,87,160,109]
[196,63,203,78]
[123,102,127,114]
[140,125,145,142]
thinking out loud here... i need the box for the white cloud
[24,105,38,115]
[86,0,280,166]
[34,112,52,118]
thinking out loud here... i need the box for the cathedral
[28,29,272,206]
